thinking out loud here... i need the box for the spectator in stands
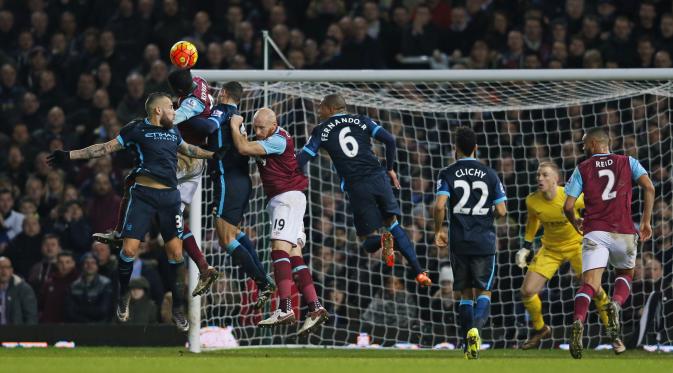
[0,63,24,131]
[635,1,657,39]
[583,48,604,68]
[654,50,672,68]
[637,37,656,68]
[0,256,38,325]
[443,6,471,58]
[362,274,418,340]
[564,0,585,35]
[567,34,587,68]
[27,234,60,292]
[87,173,121,235]
[5,215,42,279]
[0,189,24,250]
[657,14,673,56]
[65,253,112,323]
[498,30,525,68]
[430,266,455,322]
[341,17,384,69]
[399,4,438,67]
[582,14,603,50]
[127,277,157,324]
[53,201,92,257]
[38,250,78,323]
[3,145,28,190]
[485,11,509,52]
[523,17,548,63]
[116,72,145,124]
[603,15,637,67]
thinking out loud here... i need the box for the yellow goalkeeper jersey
[524,186,584,251]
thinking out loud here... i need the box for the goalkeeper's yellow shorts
[528,243,582,280]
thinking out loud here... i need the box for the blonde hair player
[517,161,611,350]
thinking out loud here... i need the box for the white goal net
[190,70,673,350]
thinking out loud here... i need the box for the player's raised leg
[258,240,297,327]
[215,217,274,304]
[116,238,139,322]
[115,184,155,323]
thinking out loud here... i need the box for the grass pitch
[2,347,671,373]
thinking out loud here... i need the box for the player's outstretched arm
[433,195,449,249]
[71,138,124,160]
[637,173,655,241]
[177,141,215,159]
[48,138,124,168]
[228,115,267,156]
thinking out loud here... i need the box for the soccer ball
[170,40,198,69]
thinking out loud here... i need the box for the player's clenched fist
[434,229,448,250]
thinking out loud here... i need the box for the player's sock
[522,294,545,330]
[167,258,186,311]
[226,240,268,285]
[117,249,135,296]
[290,255,321,311]
[573,283,595,323]
[236,232,265,274]
[612,274,632,306]
[473,294,491,330]
[593,287,610,327]
[181,227,208,274]
[387,222,423,275]
[271,250,293,312]
[361,235,382,253]
[459,299,475,341]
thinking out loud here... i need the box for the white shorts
[582,231,638,272]
[266,190,306,246]
[176,157,205,212]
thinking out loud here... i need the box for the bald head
[253,108,276,125]
[252,108,278,140]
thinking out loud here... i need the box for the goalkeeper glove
[515,241,533,269]
[47,150,70,168]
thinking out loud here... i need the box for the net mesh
[195,79,673,348]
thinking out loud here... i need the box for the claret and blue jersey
[436,158,507,256]
[116,118,184,188]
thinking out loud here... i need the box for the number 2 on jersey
[598,169,617,200]
[338,127,359,157]
[453,180,490,215]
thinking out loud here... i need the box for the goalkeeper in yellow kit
[518,162,611,350]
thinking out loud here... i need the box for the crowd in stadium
[0,0,671,347]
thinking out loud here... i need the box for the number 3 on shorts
[175,215,184,229]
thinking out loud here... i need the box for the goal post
[188,69,673,350]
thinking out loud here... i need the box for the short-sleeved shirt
[176,76,213,146]
[436,158,507,256]
[565,153,647,234]
[116,118,184,188]
[302,113,385,183]
[205,104,249,175]
[255,127,308,198]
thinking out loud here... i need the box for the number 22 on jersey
[453,180,490,216]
